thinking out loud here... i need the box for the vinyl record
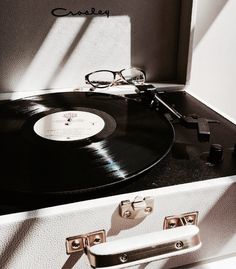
[0,91,174,195]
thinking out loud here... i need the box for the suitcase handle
[86,225,201,268]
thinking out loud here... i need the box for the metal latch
[163,211,198,229]
[66,230,106,254]
[119,196,154,219]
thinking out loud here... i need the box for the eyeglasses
[85,67,146,89]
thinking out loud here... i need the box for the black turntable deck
[0,90,236,215]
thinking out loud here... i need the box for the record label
[33,110,105,141]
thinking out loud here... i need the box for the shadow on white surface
[0,212,38,269]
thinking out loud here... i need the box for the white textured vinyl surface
[184,255,236,269]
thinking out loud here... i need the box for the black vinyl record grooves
[0,91,174,195]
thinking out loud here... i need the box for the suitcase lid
[0,0,196,94]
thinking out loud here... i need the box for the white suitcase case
[0,176,236,269]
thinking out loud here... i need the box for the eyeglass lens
[121,68,145,85]
[88,71,114,88]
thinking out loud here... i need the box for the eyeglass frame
[85,67,146,89]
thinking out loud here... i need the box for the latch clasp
[119,196,154,219]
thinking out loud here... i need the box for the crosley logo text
[51,7,110,18]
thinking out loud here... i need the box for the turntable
[0,1,236,269]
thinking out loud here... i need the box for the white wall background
[188,0,236,123]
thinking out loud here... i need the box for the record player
[0,1,236,269]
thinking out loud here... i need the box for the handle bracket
[66,230,106,255]
[163,211,198,229]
